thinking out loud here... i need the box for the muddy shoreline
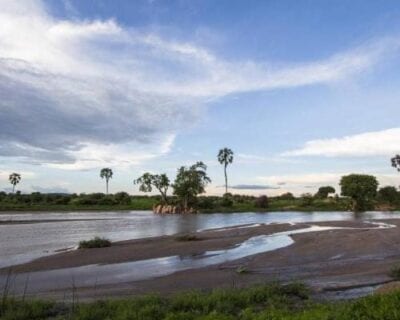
[2,218,400,300]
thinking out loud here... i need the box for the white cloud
[1,0,400,169]
[283,128,400,157]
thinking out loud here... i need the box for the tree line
[4,151,400,213]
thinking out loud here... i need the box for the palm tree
[9,173,21,193]
[218,148,234,194]
[100,168,113,194]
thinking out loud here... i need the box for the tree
[173,162,211,210]
[255,195,268,208]
[9,173,21,193]
[134,173,170,204]
[100,168,113,194]
[218,148,234,194]
[378,186,399,205]
[315,186,336,199]
[391,155,400,171]
[340,174,378,212]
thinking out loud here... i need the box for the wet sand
[2,219,400,300]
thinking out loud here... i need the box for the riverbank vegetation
[0,186,399,212]
[3,151,400,213]
[2,283,400,319]
[78,237,111,249]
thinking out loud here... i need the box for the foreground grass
[2,283,400,320]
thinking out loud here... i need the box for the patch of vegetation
[175,234,201,241]
[4,283,400,319]
[389,265,400,280]
[78,237,111,249]
[235,265,249,274]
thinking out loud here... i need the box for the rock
[152,204,195,214]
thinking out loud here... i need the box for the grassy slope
[2,283,400,320]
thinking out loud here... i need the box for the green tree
[134,173,170,204]
[315,186,336,199]
[9,173,21,193]
[100,168,113,194]
[173,162,211,210]
[378,186,399,205]
[218,148,234,194]
[340,174,378,212]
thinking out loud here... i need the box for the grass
[389,265,400,280]
[235,266,249,274]
[3,283,400,319]
[78,237,111,249]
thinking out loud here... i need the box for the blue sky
[1,0,400,195]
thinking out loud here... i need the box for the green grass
[389,265,400,280]
[2,283,400,320]
[78,237,111,249]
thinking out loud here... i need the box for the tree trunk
[12,184,15,193]
[106,179,109,195]
[224,164,228,194]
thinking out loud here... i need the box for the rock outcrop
[152,204,197,214]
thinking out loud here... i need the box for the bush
[114,191,131,205]
[300,193,313,207]
[254,195,268,208]
[378,186,399,205]
[278,192,295,200]
[197,196,217,209]
[78,237,111,249]
[220,193,233,207]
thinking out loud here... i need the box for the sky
[1,0,400,196]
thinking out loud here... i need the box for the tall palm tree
[100,168,113,194]
[218,148,234,194]
[9,173,21,193]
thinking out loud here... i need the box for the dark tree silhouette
[100,168,113,194]
[134,173,170,204]
[173,162,211,210]
[218,148,234,194]
[9,173,21,193]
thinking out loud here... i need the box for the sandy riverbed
[2,219,400,300]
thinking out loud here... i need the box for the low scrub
[78,237,111,249]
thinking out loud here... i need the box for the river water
[1,210,400,269]
[1,210,400,297]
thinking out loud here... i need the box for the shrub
[197,196,216,209]
[278,192,295,200]
[114,191,132,205]
[300,193,313,207]
[78,237,111,249]
[254,195,268,208]
[378,186,399,205]
[220,193,233,207]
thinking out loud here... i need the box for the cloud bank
[1,0,400,169]
[283,128,400,157]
